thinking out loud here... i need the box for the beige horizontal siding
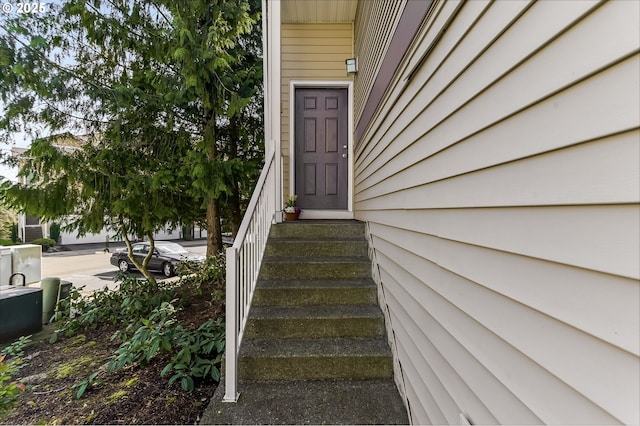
[355,0,640,424]
[280,23,353,197]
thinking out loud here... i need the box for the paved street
[41,240,207,294]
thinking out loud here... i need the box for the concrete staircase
[201,220,408,425]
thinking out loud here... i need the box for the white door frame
[289,80,354,219]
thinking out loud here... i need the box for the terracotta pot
[284,211,300,221]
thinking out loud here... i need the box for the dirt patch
[2,283,224,425]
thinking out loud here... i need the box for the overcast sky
[0,132,32,182]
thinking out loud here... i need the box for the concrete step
[237,338,394,381]
[268,220,365,240]
[201,378,409,425]
[259,257,371,280]
[244,305,385,339]
[252,279,377,307]
[264,239,368,258]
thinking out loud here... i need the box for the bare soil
[1,284,224,425]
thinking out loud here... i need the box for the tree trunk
[122,232,157,286]
[206,197,223,256]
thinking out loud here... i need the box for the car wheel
[118,260,129,273]
[162,262,174,278]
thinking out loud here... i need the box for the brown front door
[295,88,348,210]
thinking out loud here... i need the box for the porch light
[345,57,358,74]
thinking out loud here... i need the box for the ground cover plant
[0,255,225,425]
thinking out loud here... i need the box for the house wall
[354,0,640,424]
[280,23,353,198]
[352,0,404,125]
[59,226,190,246]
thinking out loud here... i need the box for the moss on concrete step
[268,220,365,240]
[244,305,385,339]
[264,239,368,258]
[237,338,394,381]
[252,279,377,307]
[259,258,370,280]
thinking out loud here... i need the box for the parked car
[110,241,205,277]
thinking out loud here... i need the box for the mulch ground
[1,282,224,425]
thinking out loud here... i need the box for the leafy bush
[107,302,225,392]
[176,253,225,302]
[108,301,179,371]
[0,336,31,418]
[49,223,61,244]
[161,318,224,391]
[54,256,226,395]
[10,224,18,244]
[31,238,56,250]
[0,239,15,246]
[50,275,178,342]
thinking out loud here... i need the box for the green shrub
[31,238,56,250]
[10,224,18,244]
[0,239,15,246]
[49,223,61,244]
[161,318,224,391]
[0,336,31,418]
[176,253,225,302]
[107,302,225,392]
[50,275,178,342]
[54,256,226,396]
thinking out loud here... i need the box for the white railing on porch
[223,147,277,402]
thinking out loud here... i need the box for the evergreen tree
[0,0,262,260]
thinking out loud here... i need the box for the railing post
[223,246,239,402]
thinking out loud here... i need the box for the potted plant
[284,195,302,221]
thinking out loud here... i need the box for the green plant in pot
[284,195,301,221]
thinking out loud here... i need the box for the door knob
[342,153,348,158]
[343,145,348,149]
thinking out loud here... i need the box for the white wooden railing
[223,147,277,402]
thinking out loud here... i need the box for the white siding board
[357,32,639,191]
[382,279,459,425]
[356,28,640,192]
[376,249,543,424]
[355,0,534,170]
[355,0,607,177]
[359,205,640,292]
[351,0,639,423]
[356,134,640,211]
[402,369,431,425]
[356,79,639,202]
[393,324,446,426]
[374,234,627,424]
[382,272,500,425]
[381,262,502,424]
[373,223,640,407]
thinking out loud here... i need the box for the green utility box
[0,286,43,343]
